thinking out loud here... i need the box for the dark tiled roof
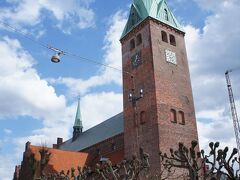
[59,113,124,151]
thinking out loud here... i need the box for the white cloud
[52,11,127,96]
[0,0,95,33]
[8,11,126,155]
[184,0,240,149]
[0,11,126,178]
[0,36,67,119]
[0,155,16,180]
[13,124,72,156]
[3,129,12,135]
[197,106,235,149]
[194,0,233,11]
[12,92,123,147]
[186,0,240,78]
[0,39,70,117]
[0,36,75,178]
[52,75,113,96]
[81,92,123,130]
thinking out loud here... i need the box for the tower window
[130,39,135,50]
[131,12,135,25]
[136,34,142,46]
[161,31,168,43]
[164,9,169,21]
[140,111,146,124]
[170,35,176,46]
[170,109,177,123]
[178,111,185,125]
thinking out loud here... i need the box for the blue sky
[0,0,240,179]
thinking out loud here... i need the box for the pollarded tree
[39,147,51,177]
[40,148,153,180]
[159,141,239,180]
[34,141,239,180]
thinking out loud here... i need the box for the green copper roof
[121,0,184,39]
[74,98,83,128]
[59,113,123,151]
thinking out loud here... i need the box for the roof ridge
[59,112,124,151]
[81,112,123,134]
[30,144,88,153]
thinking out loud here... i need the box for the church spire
[121,0,184,39]
[72,98,83,141]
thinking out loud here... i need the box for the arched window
[164,9,169,21]
[140,111,146,124]
[170,34,176,46]
[178,111,185,125]
[130,39,135,50]
[136,34,142,46]
[161,31,168,43]
[170,109,177,123]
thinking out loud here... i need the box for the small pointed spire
[74,97,83,129]
[72,97,83,141]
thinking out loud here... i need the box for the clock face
[131,51,142,68]
[165,49,177,65]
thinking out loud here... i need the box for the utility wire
[65,52,131,75]
[0,20,132,76]
[0,20,49,49]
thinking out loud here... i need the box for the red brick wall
[121,17,199,172]
[82,133,124,166]
[149,19,199,153]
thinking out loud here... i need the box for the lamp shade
[51,54,61,63]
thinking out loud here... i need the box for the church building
[14,0,199,178]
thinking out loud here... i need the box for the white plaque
[165,49,177,65]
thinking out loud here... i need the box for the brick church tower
[120,0,199,171]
